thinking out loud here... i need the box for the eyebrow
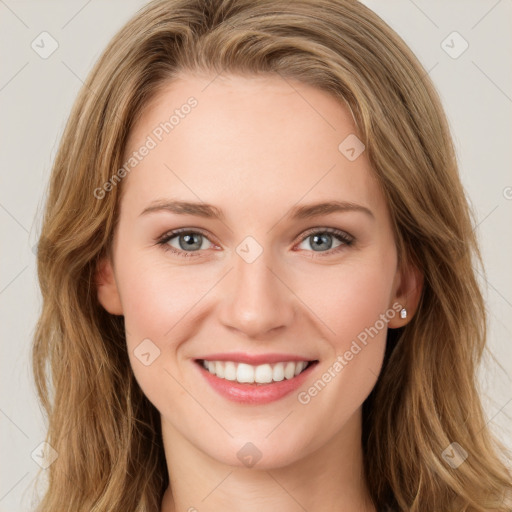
[139,199,374,220]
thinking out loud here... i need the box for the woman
[32,0,512,510]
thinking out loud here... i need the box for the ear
[387,259,423,328]
[95,256,123,315]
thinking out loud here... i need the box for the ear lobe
[95,257,123,315]
[388,261,423,328]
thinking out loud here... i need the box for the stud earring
[400,308,407,319]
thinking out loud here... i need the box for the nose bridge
[218,240,294,338]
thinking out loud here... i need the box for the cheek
[299,254,397,351]
[117,254,205,342]
[290,256,396,443]
[117,259,205,404]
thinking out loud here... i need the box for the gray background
[1,1,511,510]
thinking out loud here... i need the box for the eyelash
[156,227,354,259]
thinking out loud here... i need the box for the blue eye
[297,228,354,255]
[156,227,354,259]
[157,229,214,257]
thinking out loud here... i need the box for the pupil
[312,233,332,251]
[181,233,201,250]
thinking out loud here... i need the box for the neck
[160,408,376,512]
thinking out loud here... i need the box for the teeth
[215,361,225,378]
[200,360,311,384]
[273,363,285,382]
[224,361,237,381]
[295,361,306,376]
[255,364,273,384]
[237,363,254,383]
[284,362,296,379]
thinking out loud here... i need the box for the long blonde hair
[32,0,512,510]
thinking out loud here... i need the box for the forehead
[120,73,384,221]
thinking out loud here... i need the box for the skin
[96,73,422,512]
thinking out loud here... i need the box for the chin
[203,434,313,471]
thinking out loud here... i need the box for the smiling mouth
[196,359,318,385]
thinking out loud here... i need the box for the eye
[295,228,354,257]
[157,228,215,258]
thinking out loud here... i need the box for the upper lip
[196,352,317,365]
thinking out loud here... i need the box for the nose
[217,247,296,339]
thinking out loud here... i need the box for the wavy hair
[31,0,512,510]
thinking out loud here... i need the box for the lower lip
[195,360,318,404]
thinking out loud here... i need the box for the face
[97,73,414,469]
